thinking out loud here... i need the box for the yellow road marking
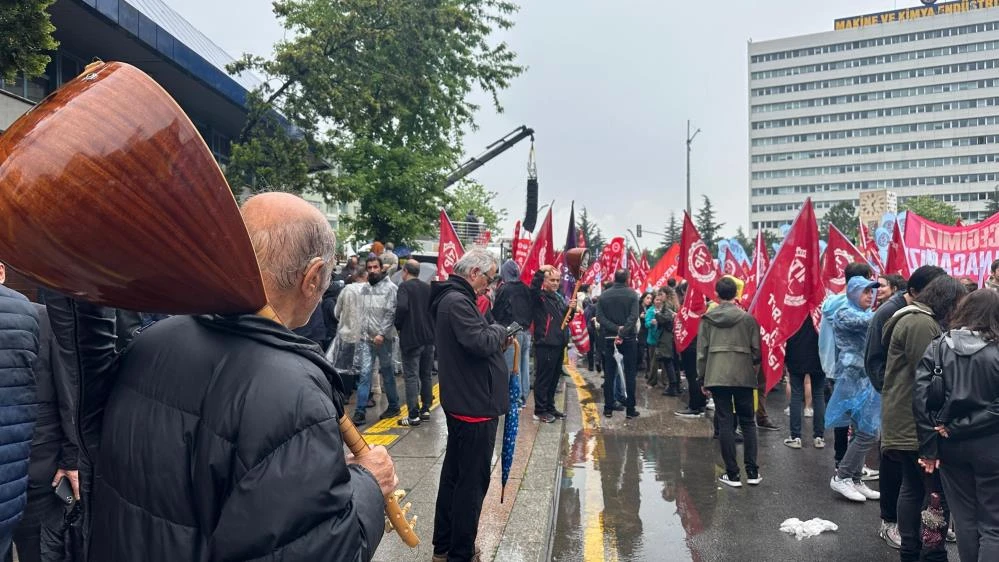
[362,381,442,439]
[566,365,618,562]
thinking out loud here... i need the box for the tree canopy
[695,196,724,254]
[900,196,959,226]
[0,1,58,82]
[447,181,506,234]
[227,0,525,245]
[578,206,605,250]
[820,201,857,240]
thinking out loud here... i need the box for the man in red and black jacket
[530,265,575,423]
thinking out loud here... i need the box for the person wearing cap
[826,276,882,503]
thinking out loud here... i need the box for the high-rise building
[749,0,999,232]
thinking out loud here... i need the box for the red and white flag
[580,259,603,286]
[647,243,681,289]
[741,230,769,307]
[674,285,707,353]
[678,212,720,301]
[473,230,492,246]
[858,219,883,273]
[821,225,868,295]
[569,313,590,354]
[884,219,911,278]
[748,199,825,392]
[640,253,651,280]
[435,209,465,281]
[627,250,646,291]
[520,208,554,283]
[601,237,626,274]
[722,247,748,280]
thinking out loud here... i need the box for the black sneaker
[612,404,625,412]
[757,419,781,432]
[746,471,762,486]
[397,417,421,427]
[604,410,613,418]
[352,411,367,425]
[419,410,431,421]
[549,408,566,419]
[626,410,640,419]
[379,408,402,420]
[675,408,705,418]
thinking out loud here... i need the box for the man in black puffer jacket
[530,265,574,423]
[430,248,508,562]
[0,264,39,559]
[46,193,395,562]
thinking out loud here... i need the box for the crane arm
[444,125,534,188]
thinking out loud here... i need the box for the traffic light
[636,224,642,237]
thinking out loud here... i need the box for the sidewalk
[368,374,567,562]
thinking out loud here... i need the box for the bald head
[241,192,336,302]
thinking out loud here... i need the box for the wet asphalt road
[551,366,958,562]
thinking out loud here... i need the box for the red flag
[435,209,465,281]
[956,218,965,227]
[647,244,681,289]
[578,231,587,248]
[569,313,590,354]
[821,225,868,295]
[580,259,602,286]
[600,237,626,274]
[858,219,883,273]
[514,226,531,268]
[473,230,492,246]
[884,220,911,278]
[628,250,646,291]
[674,285,707,353]
[678,213,720,301]
[520,208,554,283]
[640,253,651,278]
[722,247,748,280]
[748,199,824,392]
[741,231,769,307]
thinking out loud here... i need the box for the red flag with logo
[628,250,646,291]
[748,199,824,392]
[580,259,603,286]
[520,208,554,283]
[600,237,626,274]
[884,220,911,278]
[647,244,681,289]
[821,225,868,295]
[741,231,769,307]
[473,230,492,246]
[858,219,883,273]
[722,247,748,280]
[435,209,465,281]
[674,285,707,353]
[569,312,591,354]
[678,213,720,301]
[640,253,651,278]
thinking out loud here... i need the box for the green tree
[578,206,605,250]
[900,196,960,226]
[732,226,752,254]
[227,0,525,245]
[447,180,506,234]
[820,201,857,239]
[652,212,681,260]
[695,195,724,254]
[0,1,58,81]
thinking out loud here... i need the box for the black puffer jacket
[914,329,999,460]
[430,276,508,418]
[47,301,384,562]
[529,270,571,348]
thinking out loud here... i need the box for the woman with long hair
[914,289,999,562]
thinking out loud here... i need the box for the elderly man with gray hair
[45,193,396,561]
[430,248,510,562]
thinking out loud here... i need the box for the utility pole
[686,120,701,217]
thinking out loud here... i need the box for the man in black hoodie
[430,248,509,562]
[530,265,575,423]
[395,260,435,427]
[493,259,533,407]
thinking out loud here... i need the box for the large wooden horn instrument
[0,61,418,547]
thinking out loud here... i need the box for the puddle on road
[552,383,721,561]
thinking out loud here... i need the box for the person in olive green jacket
[697,276,762,488]
[880,275,966,561]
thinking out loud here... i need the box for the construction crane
[444,125,535,188]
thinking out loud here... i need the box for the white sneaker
[746,472,763,486]
[830,476,866,502]
[719,474,742,488]
[784,406,790,416]
[804,407,814,418]
[814,437,826,449]
[853,480,881,500]
[706,398,715,410]
[783,436,802,449]
[861,466,880,481]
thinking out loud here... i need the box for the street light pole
[686,120,701,217]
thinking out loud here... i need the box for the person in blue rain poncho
[825,276,883,503]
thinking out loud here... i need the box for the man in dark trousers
[430,248,509,562]
[529,265,575,423]
[597,269,641,419]
[395,260,435,427]
[0,263,39,560]
[493,259,533,407]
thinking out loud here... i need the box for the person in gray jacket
[697,276,762,488]
[352,255,400,424]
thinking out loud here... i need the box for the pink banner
[904,212,999,286]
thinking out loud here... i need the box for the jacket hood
[702,302,745,328]
[881,302,932,347]
[847,276,878,309]
[196,313,346,408]
[501,259,521,283]
[431,275,475,317]
[945,328,991,356]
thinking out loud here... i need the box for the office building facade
[749,0,999,232]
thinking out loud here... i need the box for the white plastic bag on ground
[779,517,838,540]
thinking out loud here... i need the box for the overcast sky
[165,0,905,248]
